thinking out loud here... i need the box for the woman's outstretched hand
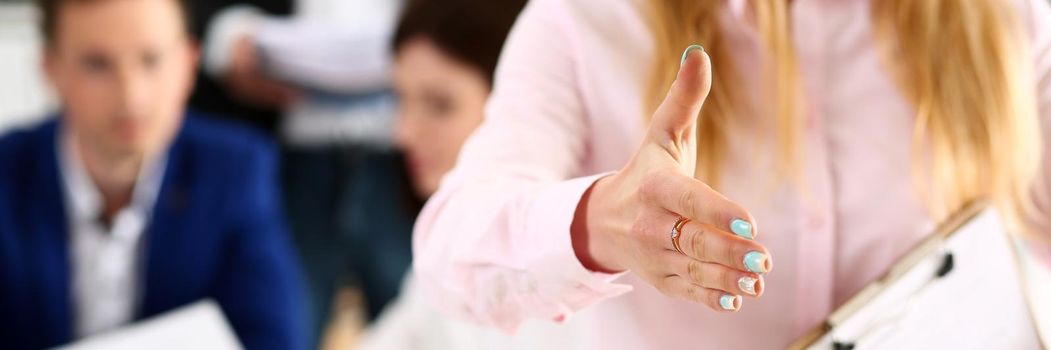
[572,45,772,312]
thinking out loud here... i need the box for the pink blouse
[412,0,1051,348]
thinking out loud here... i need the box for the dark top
[0,113,308,350]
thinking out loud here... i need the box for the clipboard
[789,202,1051,349]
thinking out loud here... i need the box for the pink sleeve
[1026,0,1051,267]
[411,0,632,332]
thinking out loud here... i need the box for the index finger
[641,172,758,240]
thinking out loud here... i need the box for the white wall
[0,3,55,134]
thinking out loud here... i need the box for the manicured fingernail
[738,276,758,295]
[743,251,769,274]
[680,44,705,67]
[730,218,753,239]
[719,294,740,311]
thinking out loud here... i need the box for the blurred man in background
[0,0,306,348]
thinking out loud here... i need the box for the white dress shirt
[201,0,402,147]
[59,130,167,338]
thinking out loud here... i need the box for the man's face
[44,0,197,160]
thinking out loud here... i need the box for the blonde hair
[646,0,1043,231]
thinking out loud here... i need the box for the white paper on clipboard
[791,205,1047,349]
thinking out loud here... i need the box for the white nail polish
[738,276,758,295]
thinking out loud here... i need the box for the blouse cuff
[522,172,633,324]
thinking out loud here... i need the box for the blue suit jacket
[0,114,307,350]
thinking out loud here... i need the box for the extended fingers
[640,172,758,240]
[669,253,764,297]
[676,220,772,274]
[659,275,741,312]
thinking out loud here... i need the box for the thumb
[648,45,712,144]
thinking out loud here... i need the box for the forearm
[201,6,392,94]
[253,20,393,93]
[413,172,630,332]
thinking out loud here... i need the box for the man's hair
[36,0,192,44]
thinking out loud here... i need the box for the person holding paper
[412,0,1051,348]
[0,0,307,349]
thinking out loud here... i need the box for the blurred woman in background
[412,0,1051,348]
[354,0,596,348]
[391,0,520,199]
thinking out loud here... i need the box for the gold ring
[670,216,690,255]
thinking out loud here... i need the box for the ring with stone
[670,216,690,255]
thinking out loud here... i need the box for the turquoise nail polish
[719,294,738,310]
[680,44,705,67]
[730,219,753,239]
[743,251,768,274]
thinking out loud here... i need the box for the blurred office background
[0,0,521,346]
[0,0,53,133]
[0,0,372,348]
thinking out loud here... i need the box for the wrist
[571,175,625,273]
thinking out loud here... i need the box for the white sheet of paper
[54,300,242,350]
[805,209,1042,349]
[1017,236,1051,346]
